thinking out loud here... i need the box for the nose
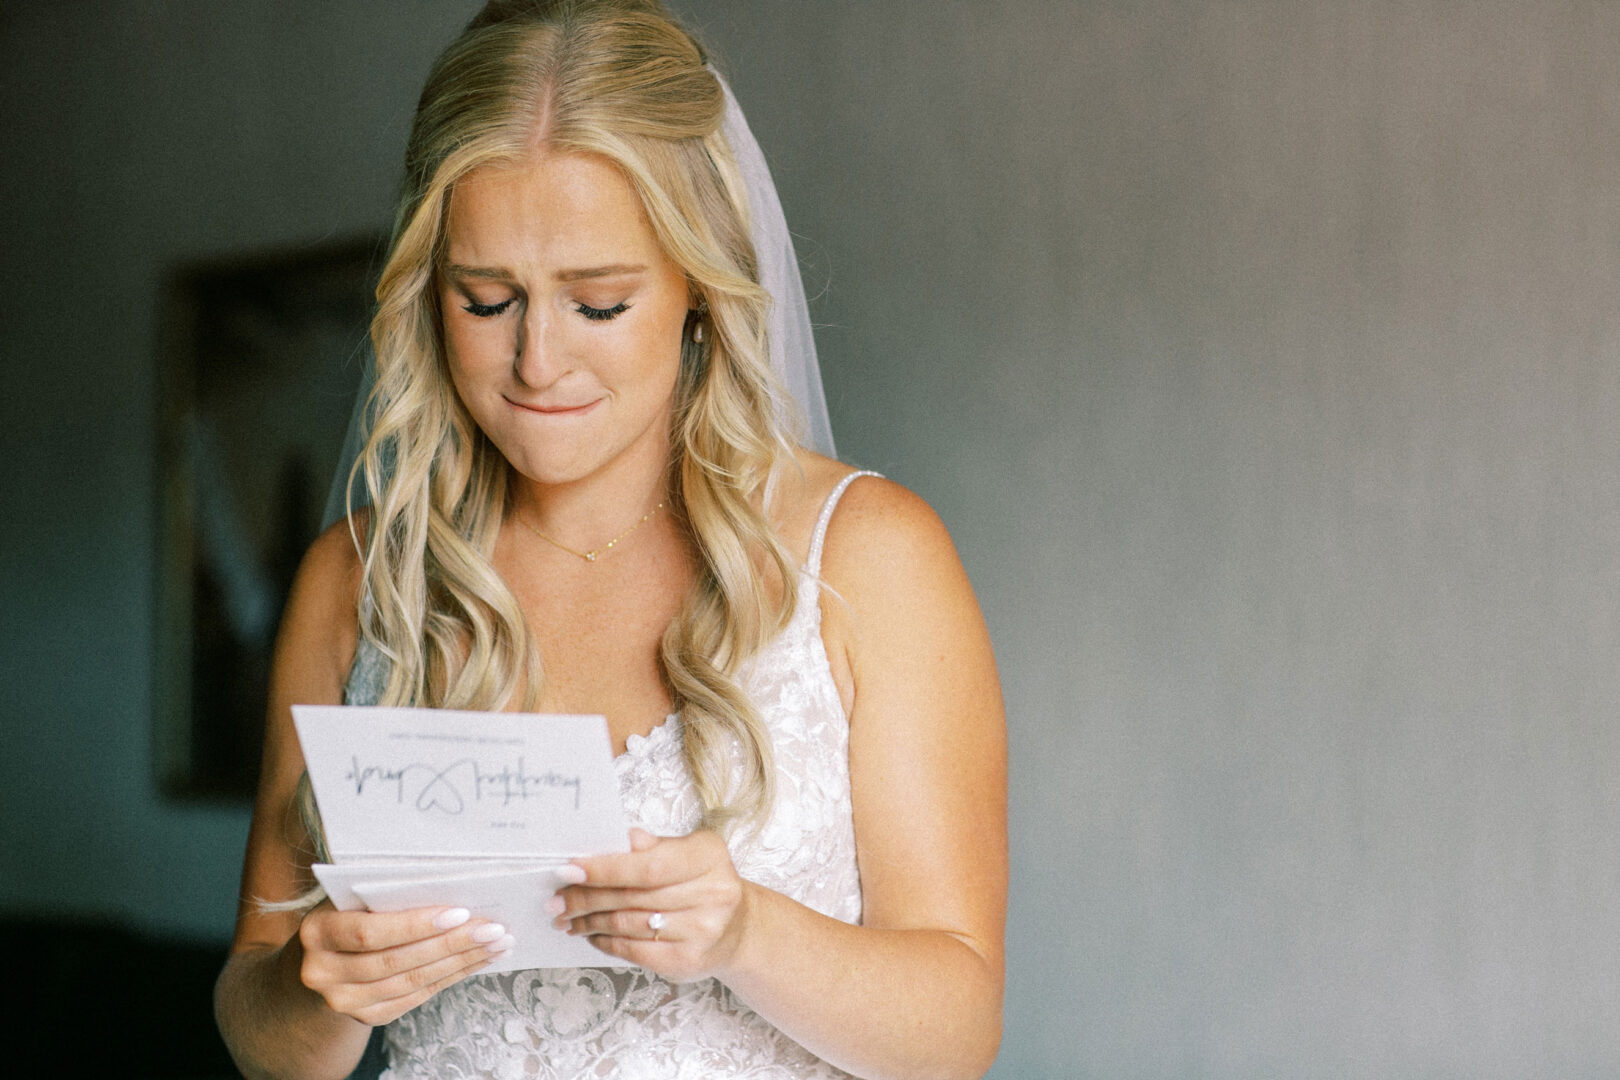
[513,301,565,388]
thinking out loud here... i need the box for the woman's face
[437,152,691,490]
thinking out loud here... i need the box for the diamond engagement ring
[647,912,666,941]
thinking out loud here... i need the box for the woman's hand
[554,827,751,981]
[295,901,514,1026]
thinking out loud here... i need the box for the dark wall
[0,1,480,936]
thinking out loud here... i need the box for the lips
[505,396,600,416]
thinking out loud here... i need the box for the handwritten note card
[292,705,633,970]
[293,705,629,859]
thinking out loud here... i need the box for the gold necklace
[516,500,666,562]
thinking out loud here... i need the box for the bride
[214,2,1006,1077]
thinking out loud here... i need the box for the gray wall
[3,2,1619,1077]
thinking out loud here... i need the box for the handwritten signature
[345,756,583,813]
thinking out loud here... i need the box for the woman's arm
[214,521,510,1080]
[562,475,1008,1080]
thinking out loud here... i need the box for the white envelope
[353,867,617,972]
[313,858,574,912]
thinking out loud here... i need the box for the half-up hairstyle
[345,0,800,834]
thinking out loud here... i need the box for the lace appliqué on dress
[373,472,877,1080]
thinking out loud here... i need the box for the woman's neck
[506,435,673,552]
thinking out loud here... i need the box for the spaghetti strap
[807,470,882,577]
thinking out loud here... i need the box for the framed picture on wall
[153,237,382,800]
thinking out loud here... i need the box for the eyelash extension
[460,298,629,321]
[576,302,630,322]
[463,298,515,318]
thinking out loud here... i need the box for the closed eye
[463,298,516,318]
[576,302,630,322]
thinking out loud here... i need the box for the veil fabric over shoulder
[320,71,835,529]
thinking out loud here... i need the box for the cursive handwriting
[345,755,583,813]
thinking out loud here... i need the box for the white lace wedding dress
[343,472,878,1080]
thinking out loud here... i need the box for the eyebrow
[441,262,648,282]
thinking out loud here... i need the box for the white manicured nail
[433,908,471,930]
[487,934,516,954]
[470,922,508,944]
[556,865,586,885]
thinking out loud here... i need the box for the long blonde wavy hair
[340,0,801,837]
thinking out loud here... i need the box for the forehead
[443,152,664,267]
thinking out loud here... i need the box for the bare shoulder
[300,511,367,587]
[272,512,368,707]
[816,467,965,601]
[794,457,987,720]
[771,449,950,567]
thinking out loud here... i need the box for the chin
[475,414,590,479]
[501,447,605,487]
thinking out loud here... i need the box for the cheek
[440,340,476,406]
[441,342,511,444]
[442,322,511,392]
[617,331,682,406]
[619,301,687,389]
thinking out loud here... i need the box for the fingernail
[556,865,587,885]
[545,896,566,917]
[552,916,569,931]
[434,908,471,930]
[487,934,516,954]
[470,922,508,944]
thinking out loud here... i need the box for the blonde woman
[214,2,1006,1078]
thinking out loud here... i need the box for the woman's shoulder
[780,449,958,580]
[791,452,982,719]
[298,511,368,601]
[272,512,369,700]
